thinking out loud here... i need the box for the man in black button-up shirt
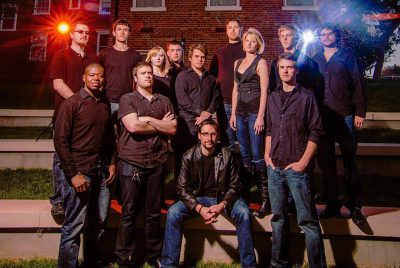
[313,23,367,225]
[265,53,326,268]
[54,63,116,268]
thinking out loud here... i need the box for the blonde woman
[230,27,270,218]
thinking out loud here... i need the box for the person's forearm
[298,141,317,167]
[258,87,267,119]
[53,79,74,99]
[231,86,238,116]
[265,135,272,158]
[147,117,177,135]
[122,116,157,134]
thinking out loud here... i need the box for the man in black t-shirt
[99,19,141,121]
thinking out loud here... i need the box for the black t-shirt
[280,90,292,105]
[99,47,141,103]
[198,154,217,198]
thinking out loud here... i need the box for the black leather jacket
[177,143,242,212]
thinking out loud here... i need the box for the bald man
[54,63,116,268]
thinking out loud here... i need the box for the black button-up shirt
[313,47,367,117]
[54,88,115,180]
[118,90,175,168]
[266,85,324,168]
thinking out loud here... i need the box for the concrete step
[0,200,399,265]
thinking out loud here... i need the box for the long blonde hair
[145,46,170,77]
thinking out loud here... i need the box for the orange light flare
[364,13,400,21]
[57,22,70,35]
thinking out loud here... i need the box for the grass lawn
[366,80,400,112]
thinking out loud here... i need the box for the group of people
[49,16,366,268]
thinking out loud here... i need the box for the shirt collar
[133,89,160,102]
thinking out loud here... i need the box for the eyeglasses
[200,132,217,138]
[74,30,90,35]
[319,32,335,38]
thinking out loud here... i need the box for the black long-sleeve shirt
[312,47,367,117]
[54,88,115,181]
[266,85,324,168]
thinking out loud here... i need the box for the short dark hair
[188,43,207,59]
[276,52,298,68]
[198,119,219,133]
[225,18,242,28]
[318,22,341,42]
[132,62,153,76]
[112,19,131,31]
[84,63,104,74]
[166,40,182,50]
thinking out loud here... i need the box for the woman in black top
[230,28,270,218]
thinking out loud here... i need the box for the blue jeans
[220,103,236,151]
[268,167,326,268]
[58,167,111,268]
[50,153,65,205]
[236,112,266,174]
[161,197,256,268]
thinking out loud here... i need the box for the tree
[319,0,400,80]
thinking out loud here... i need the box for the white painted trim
[0,4,17,31]
[205,0,241,11]
[33,0,51,15]
[68,0,81,10]
[96,29,110,54]
[130,0,166,12]
[282,0,318,11]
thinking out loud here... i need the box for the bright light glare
[302,30,316,43]
[57,22,70,35]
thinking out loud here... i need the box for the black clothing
[280,90,291,106]
[234,56,261,114]
[118,90,175,168]
[209,42,246,104]
[312,47,367,117]
[54,88,115,181]
[153,75,176,110]
[266,85,323,168]
[99,47,141,103]
[177,143,242,212]
[198,154,217,198]
[49,47,99,123]
[269,50,321,94]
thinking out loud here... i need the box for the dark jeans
[115,161,163,266]
[318,110,361,210]
[58,168,111,268]
[161,197,256,268]
[50,152,65,205]
[268,167,326,268]
[219,103,236,151]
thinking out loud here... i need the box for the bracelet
[198,205,203,214]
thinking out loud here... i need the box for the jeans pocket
[119,161,141,183]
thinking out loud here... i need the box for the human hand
[162,112,175,121]
[254,116,264,135]
[354,116,364,129]
[198,206,218,224]
[71,173,90,192]
[195,111,211,125]
[285,161,307,172]
[229,114,236,131]
[105,164,116,186]
[264,155,275,170]
[209,202,225,216]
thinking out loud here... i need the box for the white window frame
[282,0,318,11]
[33,0,51,15]
[205,0,241,11]
[29,31,48,61]
[96,30,110,54]
[99,0,112,14]
[69,0,81,10]
[0,4,18,31]
[130,0,166,12]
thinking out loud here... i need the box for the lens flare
[302,30,316,44]
[57,22,70,35]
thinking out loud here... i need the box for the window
[130,0,166,12]
[0,4,17,31]
[34,0,51,15]
[205,0,241,11]
[282,0,318,10]
[99,0,111,14]
[96,30,109,53]
[29,31,47,61]
[69,0,81,9]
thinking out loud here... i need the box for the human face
[198,124,218,151]
[135,65,154,89]
[189,49,206,71]
[83,65,104,93]
[319,28,337,48]
[278,59,298,84]
[151,50,165,68]
[70,23,89,47]
[167,44,183,63]
[279,29,296,51]
[243,35,258,54]
[226,21,241,43]
[113,24,130,43]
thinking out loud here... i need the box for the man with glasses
[49,21,98,216]
[313,23,367,225]
[161,119,256,268]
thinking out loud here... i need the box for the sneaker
[319,206,341,218]
[51,202,64,216]
[350,208,366,225]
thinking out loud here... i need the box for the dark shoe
[51,202,64,216]
[148,259,161,268]
[350,208,366,225]
[253,200,271,218]
[319,206,341,218]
